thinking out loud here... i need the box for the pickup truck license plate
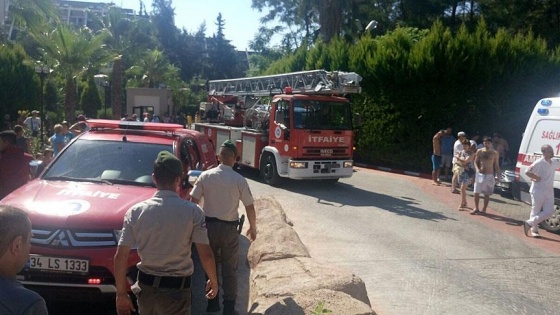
[29,255,89,273]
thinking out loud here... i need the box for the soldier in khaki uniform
[114,151,218,315]
[190,140,257,315]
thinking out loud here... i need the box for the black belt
[138,270,191,289]
[205,216,239,225]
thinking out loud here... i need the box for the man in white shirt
[523,144,560,238]
[23,110,41,137]
[451,131,467,193]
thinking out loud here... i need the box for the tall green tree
[151,0,180,64]
[205,13,243,79]
[105,7,157,119]
[176,23,209,81]
[31,25,113,122]
[80,75,102,118]
[3,0,58,41]
[251,0,317,50]
[0,44,39,120]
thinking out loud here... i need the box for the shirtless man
[470,137,500,215]
[431,130,444,185]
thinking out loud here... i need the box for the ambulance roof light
[537,108,549,116]
[541,99,552,106]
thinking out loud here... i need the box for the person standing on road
[23,110,41,138]
[190,140,257,315]
[13,125,30,154]
[451,131,468,193]
[431,130,444,185]
[0,130,33,200]
[441,128,454,182]
[0,205,49,315]
[455,140,474,210]
[49,124,65,157]
[61,121,75,144]
[470,137,500,215]
[69,115,89,136]
[493,133,510,167]
[523,144,560,238]
[114,151,218,315]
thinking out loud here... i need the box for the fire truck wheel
[541,203,560,233]
[260,154,282,186]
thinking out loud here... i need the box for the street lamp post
[102,81,110,118]
[34,65,50,147]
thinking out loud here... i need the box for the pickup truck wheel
[260,154,281,186]
[541,203,560,233]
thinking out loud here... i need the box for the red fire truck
[195,70,362,185]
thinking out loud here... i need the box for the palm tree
[104,7,157,119]
[31,25,113,122]
[127,49,179,88]
[4,0,59,41]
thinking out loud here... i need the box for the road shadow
[532,235,560,243]
[238,168,454,222]
[248,297,306,314]
[487,196,522,206]
[481,212,524,226]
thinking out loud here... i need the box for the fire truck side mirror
[354,113,362,127]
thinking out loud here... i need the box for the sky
[105,0,265,50]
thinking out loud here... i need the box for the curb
[354,162,432,179]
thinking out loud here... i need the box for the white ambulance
[514,98,560,232]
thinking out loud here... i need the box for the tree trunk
[111,57,123,119]
[65,77,76,123]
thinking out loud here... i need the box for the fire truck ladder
[208,70,362,97]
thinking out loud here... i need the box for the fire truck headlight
[290,161,308,169]
[343,161,353,168]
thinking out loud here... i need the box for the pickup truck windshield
[44,139,172,186]
[293,100,352,130]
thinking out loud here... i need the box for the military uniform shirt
[190,164,254,221]
[118,190,209,276]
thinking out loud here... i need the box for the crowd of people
[1,108,257,315]
[0,108,197,201]
[120,112,194,129]
[432,129,502,214]
[432,128,558,239]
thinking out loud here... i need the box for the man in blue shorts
[440,128,455,181]
[432,130,444,185]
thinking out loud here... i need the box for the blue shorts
[458,171,472,185]
[431,155,442,170]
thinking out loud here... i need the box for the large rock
[250,257,370,307]
[247,198,310,269]
[247,197,375,315]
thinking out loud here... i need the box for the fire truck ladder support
[208,70,362,97]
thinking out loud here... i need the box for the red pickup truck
[0,120,217,302]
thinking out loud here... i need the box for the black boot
[223,300,236,315]
[206,297,220,313]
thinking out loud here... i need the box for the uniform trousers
[135,282,191,315]
[527,190,555,228]
[207,221,239,301]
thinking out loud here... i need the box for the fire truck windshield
[293,100,352,130]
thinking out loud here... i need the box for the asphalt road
[244,167,560,315]
[43,166,560,314]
